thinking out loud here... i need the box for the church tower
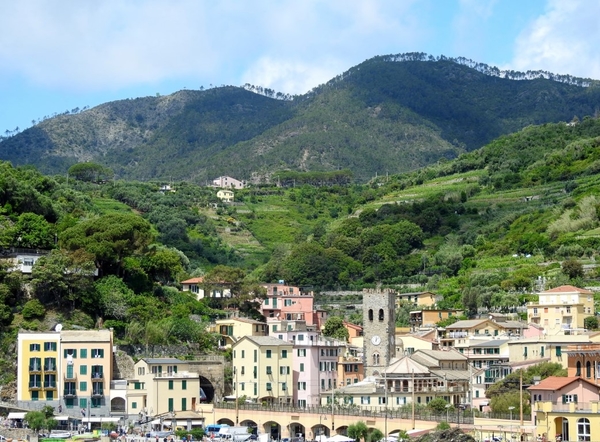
[362,288,396,376]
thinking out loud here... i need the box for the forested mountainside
[2,54,600,182]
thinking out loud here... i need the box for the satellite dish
[55,324,63,332]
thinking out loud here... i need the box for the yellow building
[17,331,61,403]
[127,358,203,419]
[216,189,234,203]
[396,291,441,308]
[527,285,595,334]
[17,329,114,416]
[232,336,294,405]
[395,334,436,356]
[211,317,267,349]
[508,335,598,369]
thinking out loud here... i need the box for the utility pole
[520,370,524,440]
[384,370,388,441]
[411,369,415,430]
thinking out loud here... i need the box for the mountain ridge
[2,53,600,182]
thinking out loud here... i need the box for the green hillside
[2,54,600,182]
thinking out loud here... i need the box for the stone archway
[199,376,215,403]
[111,397,126,414]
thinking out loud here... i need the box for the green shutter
[556,346,562,356]
[168,398,174,412]
[574,394,578,403]
[562,394,566,404]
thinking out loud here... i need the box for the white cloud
[0,0,429,93]
[511,0,600,79]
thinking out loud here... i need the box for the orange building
[565,343,600,383]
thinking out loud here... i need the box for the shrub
[22,299,46,320]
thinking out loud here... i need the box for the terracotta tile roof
[181,277,204,284]
[527,376,600,391]
[540,285,593,294]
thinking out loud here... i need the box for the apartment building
[210,317,268,349]
[232,336,294,405]
[17,329,114,417]
[527,285,595,334]
[260,282,326,329]
[127,358,202,419]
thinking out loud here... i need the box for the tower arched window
[576,361,581,376]
[368,309,373,321]
[379,309,384,321]
[586,361,591,378]
[373,353,380,365]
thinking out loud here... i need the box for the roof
[384,356,430,375]
[60,329,112,343]
[445,319,488,329]
[509,335,592,344]
[335,378,379,395]
[241,335,292,346]
[216,317,265,325]
[398,291,436,296]
[527,376,600,391]
[181,277,204,284]
[470,339,510,348]
[343,322,363,331]
[415,349,468,361]
[142,358,186,364]
[496,321,527,329]
[430,369,471,381]
[540,285,593,295]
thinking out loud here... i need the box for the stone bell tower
[362,288,396,376]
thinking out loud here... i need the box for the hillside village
[5,275,600,442]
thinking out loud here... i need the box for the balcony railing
[44,381,57,389]
[44,365,57,372]
[28,382,43,390]
[91,372,104,380]
[64,373,77,380]
[92,389,104,397]
[63,389,77,398]
[29,365,42,373]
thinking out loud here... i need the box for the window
[80,365,87,375]
[80,381,87,392]
[266,383,272,391]
[266,366,272,375]
[182,380,187,390]
[240,382,245,391]
[361,396,370,405]
[64,349,77,358]
[280,366,290,375]
[379,309,384,321]
[586,361,591,378]
[282,382,287,391]
[132,402,137,409]
[80,349,87,359]
[577,418,590,442]
[281,350,288,358]
[29,357,42,371]
[556,346,562,356]
[241,366,245,375]
[300,363,305,372]
[168,380,174,390]
[540,346,544,357]
[30,343,41,352]
[254,350,258,362]
[241,350,245,358]
[562,394,578,403]
[181,398,187,411]
[523,347,528,357]
[297,382,306,390]
[272,325,277,332]
[297,349,306,357]
[168,398,174,412]
[79,398,87,409]
[266,349,272,358]
[253,366,257,379]
[44,342,57,351]
[368,309,373,321]
[576,361,582,376]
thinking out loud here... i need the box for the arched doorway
[311,424,330,440]
[290,423,305,440]
[111,397,126,414]
[241,420,258,435]
[218,418,235,426]
[263,421,282,440]
[335,425,349,436]
[554,417,569,441]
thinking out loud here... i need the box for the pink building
[260,283,327,329]
[272,324,345,408]
[528,376,600,410]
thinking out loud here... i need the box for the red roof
[181,277,204,284]
[527,376,600,391]
[541,285,593,294]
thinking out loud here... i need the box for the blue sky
[2,0,600,134]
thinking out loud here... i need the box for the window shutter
[574,394,578,403]
[562,394,566,404]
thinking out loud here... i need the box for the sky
[2,0,600,135]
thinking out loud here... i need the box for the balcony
[29,365,42,373]
[535,401,599,413]
[92,389,104,398]
[63,389,77,398]
[44,381,57,390]
[44,365,57,373]
[64,372,77,380]
[28,382,43,390]
[91,372,104,381]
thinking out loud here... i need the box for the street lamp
[509,406,515,421]
[319,416,327,438]
[445,404,452,423]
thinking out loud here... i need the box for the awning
[8,412,26,419]
[82,417,120,423]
